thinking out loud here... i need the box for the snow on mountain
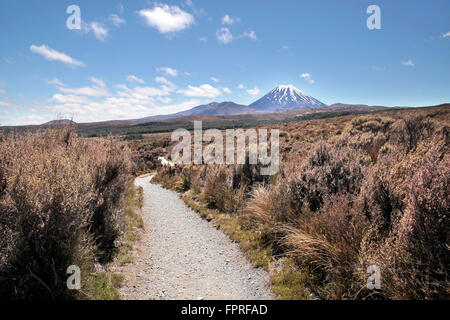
[135,85,328,121]
[249,85,327,112]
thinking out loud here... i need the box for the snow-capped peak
[274,84,300,91]
[249,84,327,111]
[272,85,306,97]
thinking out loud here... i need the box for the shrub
[0,128,133,299]
[282,193,370,299]
[204,166,232,212]
[289,142,363,212]
[361,149,449,299]
[389,113,435,152]
[348,115,394,134]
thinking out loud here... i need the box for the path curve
[119,175,273,300]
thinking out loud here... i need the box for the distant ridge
[330,103,369,107]
[137,101,253,121]
[42,119,76,126]
[135,85,329,122]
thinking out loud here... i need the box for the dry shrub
[90,138,134,261]
[243,180,294,248]
[0,127,133,299]
[390,113,435,152]
[361,147,449,299]
[273,115,448,299]
[282,193,370,299]
[348,115,394,134]
[289,142,364,211]
[152,164,182,189]
[203,165,245,213]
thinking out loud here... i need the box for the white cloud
[278,45,293,56]
[58,86,110,97]
[154,76,174,87]
[90,22,109,41]
[300,73,315,84]
[178,84,222,98]
[139,4,195,34]
[237,84,245,89]
[80,15,123,41]
[0,88,6,95]
[246,87,260,96]
[216,28,257,44]
[58,77,110,97]
[46,78,65,86]
[90,77,106,88]
[442,31,450,38]
[117,3,124,14]
[216,27,233,44]
[241,30,257,40]
[49,94,92,105]
[109,14,126,27]
[185,0,207,17]
[210,77,220,83]
[4,76,205,125]
[115,84,129,91]
[30,45,85,67]
[158,97,172,104]
[222,87,232,94]
[49,90,201,123]
[127,86,170,97]
[222,14,239,25]
[127,75,145,84]
[47,83,177,122]
[402,59,415,67]
[117,80,175,99]
[199,37,207,43]
[0,114,52,126]
[157,67,178,76]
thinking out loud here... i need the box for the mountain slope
[135,85,328,122]
[137,102,253,121]
[42,119,77,126]
[250,85,327,112]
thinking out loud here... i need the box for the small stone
[206,214,214,222]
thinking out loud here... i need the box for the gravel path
[119,175,273,300]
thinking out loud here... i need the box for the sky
[0,0,449,125]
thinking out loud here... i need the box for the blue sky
[0,0,449,125]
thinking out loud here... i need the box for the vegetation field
[0,104,448,300]
[150,104,449,299]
